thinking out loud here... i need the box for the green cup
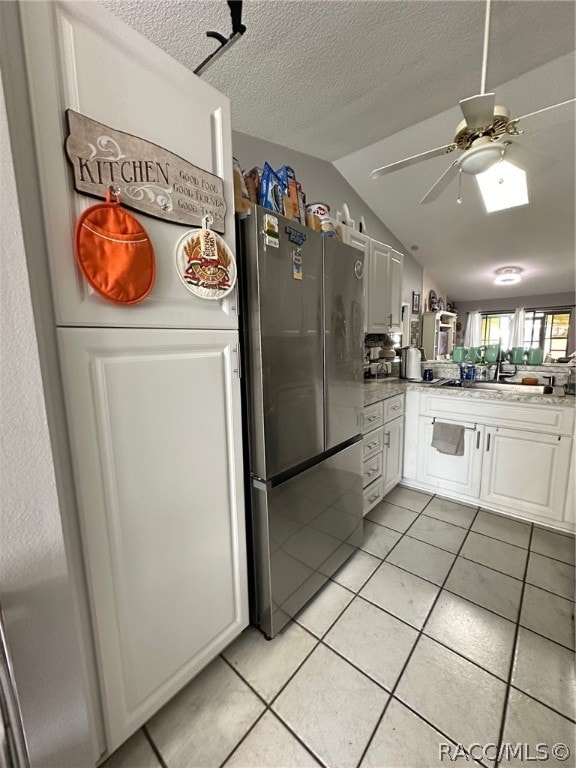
[508,347,526,365]
[468,346,483,363]
[526,347,544,365]
[484,344,500,363]
[452,346,467,363]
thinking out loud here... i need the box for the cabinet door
[480,428,572,521]
[383,415,404,496]
[342,227,370,332]
[417,417,484,499]
[57,327,248,750]
[20,2,236,329]
[367,240,390,334]
[387,248,404,332]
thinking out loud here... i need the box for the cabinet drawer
[363,451,383,488]
[384,393,404,422]
[420,393,574,436]
[363,402,384,433]
[363,426,384,459]
[363,477,385,515]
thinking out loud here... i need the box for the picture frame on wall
[412,291,420,314]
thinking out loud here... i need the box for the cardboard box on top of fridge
[276,165,305,224]
[258,163,284,214]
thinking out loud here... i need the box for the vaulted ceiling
[104,0,576,301]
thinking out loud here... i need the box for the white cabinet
[405,391,575,532]
[417,417,484,498]
[20,1,237,330]
[363,394,404,514]
[480,427,572,522]
[342,227,404,335]
[19,2,248,756]
[421,311,457,360]
[58,327,248,750]
[383,413,404,495]
[367,242,404,334]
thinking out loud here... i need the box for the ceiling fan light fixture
[476,160,529,213]
[494,267,523,285]
[458,139,503,175]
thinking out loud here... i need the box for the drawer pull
[367,441,379,449]
[384,432,391,447]
[367,415,378,422]
[391,404,401,410]
[368,494,380,504]
[367,468,377,477]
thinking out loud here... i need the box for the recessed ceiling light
[494,266,522,285]
[410,245,419,251]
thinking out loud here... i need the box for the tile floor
[103,488,575,768]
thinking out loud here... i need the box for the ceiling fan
[370,0,576,205]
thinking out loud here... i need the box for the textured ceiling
[103,0,576,301]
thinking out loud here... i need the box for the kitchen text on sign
[65,110,226,232]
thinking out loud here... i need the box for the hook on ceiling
[194,1,247,77]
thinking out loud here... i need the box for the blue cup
[423,368,433,381]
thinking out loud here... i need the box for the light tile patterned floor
[103,489,575,768]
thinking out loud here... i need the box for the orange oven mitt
[74,190,155,304]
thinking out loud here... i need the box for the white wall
[232,130,423,305]
[0,5,93,764]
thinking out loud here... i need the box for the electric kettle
[400,346,421,380]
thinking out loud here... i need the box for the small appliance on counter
[400,345,422,380]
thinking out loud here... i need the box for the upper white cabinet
[342,227,404,334]
[58,327,248,751]
[20,1,237,329]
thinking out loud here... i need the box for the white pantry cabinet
[342,227,404,334]
[20,1,237,329]
[17,1,249,757]
[58,327,248,750]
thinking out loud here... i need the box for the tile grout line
[354,502,483,768]
[494,522,535,768]
[142,725,169,768]
[218,646,330,768]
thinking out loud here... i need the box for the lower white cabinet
[408,391,575,531]
[480,426,572,521]
[363,394,404,514]
[417,417,483,498]
[383,414,404,496]
[57,327,248,751]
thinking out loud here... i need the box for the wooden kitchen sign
[65,110,226,232]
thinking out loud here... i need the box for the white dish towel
[431,421,465,456]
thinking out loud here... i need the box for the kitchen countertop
[364,378,574,408]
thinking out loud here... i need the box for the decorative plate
[175,228,236,300]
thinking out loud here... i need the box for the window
[480,309,571,358]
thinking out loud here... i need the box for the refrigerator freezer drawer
[251,441,363,638]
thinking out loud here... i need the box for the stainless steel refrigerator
[238,206,365,638]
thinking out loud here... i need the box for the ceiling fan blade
[509,97,576,133]
[459,93,495,129]
[370,144,457,178]
[420,160,459,204]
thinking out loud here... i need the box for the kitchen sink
[438,379,554,394]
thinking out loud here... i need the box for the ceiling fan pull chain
[480,0,492,95]
[457,168,463,204]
